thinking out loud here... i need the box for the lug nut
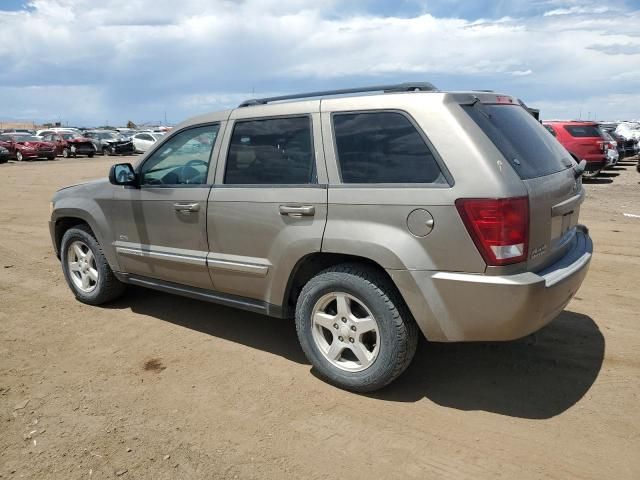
[350,326,356,331]
[333,323,338,329]
[349,337,355,343]
[341,317,347,323]
[338,336,344,342]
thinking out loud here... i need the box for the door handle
[279,205,315,217]
[173,202,200,213]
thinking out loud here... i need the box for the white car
[131,132,164,153]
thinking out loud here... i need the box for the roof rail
[238,82,438,107]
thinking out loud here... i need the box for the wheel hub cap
[311,292,380,372]
[67,240,98,293]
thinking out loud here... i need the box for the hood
[18,140,54,148]
[55,178,108,195]
[66,137,93,143]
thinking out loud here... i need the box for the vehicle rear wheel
[102,147,110,156]
[88,153,94,158]
[48,155,56,160]
[62,148,70,158]
[16,151,23,162]
[60,225,126,305]
[295,263,418,392]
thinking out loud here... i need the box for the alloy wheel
[67,240,99,293]
[311,292,380,372]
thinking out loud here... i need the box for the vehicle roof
[174,87,520,129]
[542,120,599,125]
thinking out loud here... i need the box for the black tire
[48,156,56,161]
[60,224,126,305]
[88,153,94,158]
[295,263,418,392]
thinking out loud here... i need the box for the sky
[0,0,639,126]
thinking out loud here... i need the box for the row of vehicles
[0,127,167,163]
[542,120,640,177]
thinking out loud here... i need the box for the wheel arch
[281,252,404,319]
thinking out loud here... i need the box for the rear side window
[225,117,315,185]
[463,104,570,179]
[543,124,557,137]
[564,125,602,137]
[333,112,446,184]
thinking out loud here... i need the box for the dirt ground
[1,154,639,479]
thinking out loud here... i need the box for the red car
[40,131,96,158]
[0,133,57,161]
[542,121,607,177]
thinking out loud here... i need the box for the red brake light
[456,197,529,266]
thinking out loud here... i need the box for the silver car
[49,83,592,392]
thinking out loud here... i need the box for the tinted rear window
[463,104,570,179]
[333,112,446,184]
[564,125,602,137]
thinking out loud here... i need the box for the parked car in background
[1,128,36,135]
[0,145,10,163]
[84,130,135,156]
[600,125,635,159]
[114,128,137,140]
[36,128,80,137]
[131,132,163,153]
[0,133,56,161]
[542,121,607,177]
[40,131,95,158]
[50,84,592,392]
[598,128,619,167]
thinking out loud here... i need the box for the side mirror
[109,163,138,186]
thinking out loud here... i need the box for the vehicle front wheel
[48,155,56,160]
[102,147,110,156]
[88,153,94,158]
[60,225,126,305]
[62,148,70,158]
[16,151,23,161]
[295,263,418,392]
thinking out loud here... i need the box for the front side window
[333,112,446,184]
[139,124,219,186]
[224,117,315,185]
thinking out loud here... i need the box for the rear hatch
[564,124,606,157]
[461,96,583,271]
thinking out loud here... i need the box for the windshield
[462,103,571,179]
[61,133,82,140]
[97,132,117,140]
[17,135,41,142]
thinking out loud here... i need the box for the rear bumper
[389,225,593,342]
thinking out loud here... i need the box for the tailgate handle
[551,191,584,217]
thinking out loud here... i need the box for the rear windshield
[564,125,602,138]
[462,104,571,179]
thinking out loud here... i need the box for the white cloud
[0,0,638,124]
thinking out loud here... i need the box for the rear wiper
[573,159,587,178]
[470,96,492,119]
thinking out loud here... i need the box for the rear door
[462,101,581,270]
[207,103,328,308]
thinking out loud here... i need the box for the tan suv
[50,83,593,392]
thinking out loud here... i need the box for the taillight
[456,197,529,266]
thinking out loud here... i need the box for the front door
[207,108,328,308]
[112,123,223,289]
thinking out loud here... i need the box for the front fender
[51,191,119,270]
